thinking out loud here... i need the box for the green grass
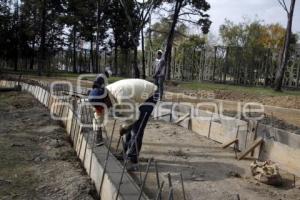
[108,76,124,83]
[177,81,300,97]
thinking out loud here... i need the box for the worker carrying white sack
[88,74,158,170]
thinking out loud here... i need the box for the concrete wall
[0,80,146,200]
[153,101,300,177]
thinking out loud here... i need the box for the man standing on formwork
[153,50,166,101]
[88,75,158,170]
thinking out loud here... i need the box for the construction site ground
[105,119,300,200]
[1,77,300,199]
[0,92,97,200]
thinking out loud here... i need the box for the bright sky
[207,0,300,35]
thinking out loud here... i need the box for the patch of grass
[177,81,300,97]
[108,76,124,83]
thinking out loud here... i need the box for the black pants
[154,77,164,100]
[123,95,157,163]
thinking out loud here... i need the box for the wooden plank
[238,138,263,160]
[191,118,210,137]
[209,122,225,143]
[222,139,238,149]
[174,113,190,124]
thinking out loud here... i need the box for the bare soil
[164,89,300,132]
[166,85,300,110]
[1,78,300,199]
[223,110,300,134]
[104,120,300,200]
[0,92,97,200]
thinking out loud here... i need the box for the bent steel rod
[154,161,161,200]
[151,112,172,120]
[138,158,153,200]
[89,128,96,176]
[155,181,165,200]
[78,125,84,157]
[135,135,142,185]
[167,173,174,200]
[115,113,148,200]
[180,173,187,200]
[234,125,240,159]
[168,188,174,200]
[99,120,117,194]
[207,113,213,138]
[116,134,122,153]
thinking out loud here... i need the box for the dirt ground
[223,110,300,134]
[163,90,300,132]
[104,120,300,200]
[1,77,300,200]
[166,85,300,110]
[0,92,97,200]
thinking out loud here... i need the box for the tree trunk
[14,0,19,72]
[95,0,101,74]
[141,29,146,79]
[212,46,217,81]
[123,48,128,76]
[13,51,18,72]
[223,47,229,83]
[90,39,94,73]
[274,0,296,91]
[133,47,140,78]
[72,26,77,73]
[114,46,118,75]
[79,51,82,73]
[38,0,47,76]
[164,0,183,80]
[84,49,87,72]
[30,42,35,70]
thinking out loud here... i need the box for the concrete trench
[0,80,147,200]
[153,101,300,177]
[1,79,300,198]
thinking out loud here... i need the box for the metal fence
[145,45,300,88]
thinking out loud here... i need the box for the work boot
[126,160,138,172]
[95,130,103,146]
[114,152,124,161]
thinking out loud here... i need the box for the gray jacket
[154,58,166,78]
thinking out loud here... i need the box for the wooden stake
[222,139,239,149]
[238,138,263,160]
[174,113,190,125]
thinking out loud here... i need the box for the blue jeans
[154,77,164,101]
[123,95,157,163]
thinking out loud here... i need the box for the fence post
[212,46,217,81]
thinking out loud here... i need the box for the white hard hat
[157,50,163,54]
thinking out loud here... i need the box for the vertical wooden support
[296,62,300,88]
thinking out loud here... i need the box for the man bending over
[88,75,158,170]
